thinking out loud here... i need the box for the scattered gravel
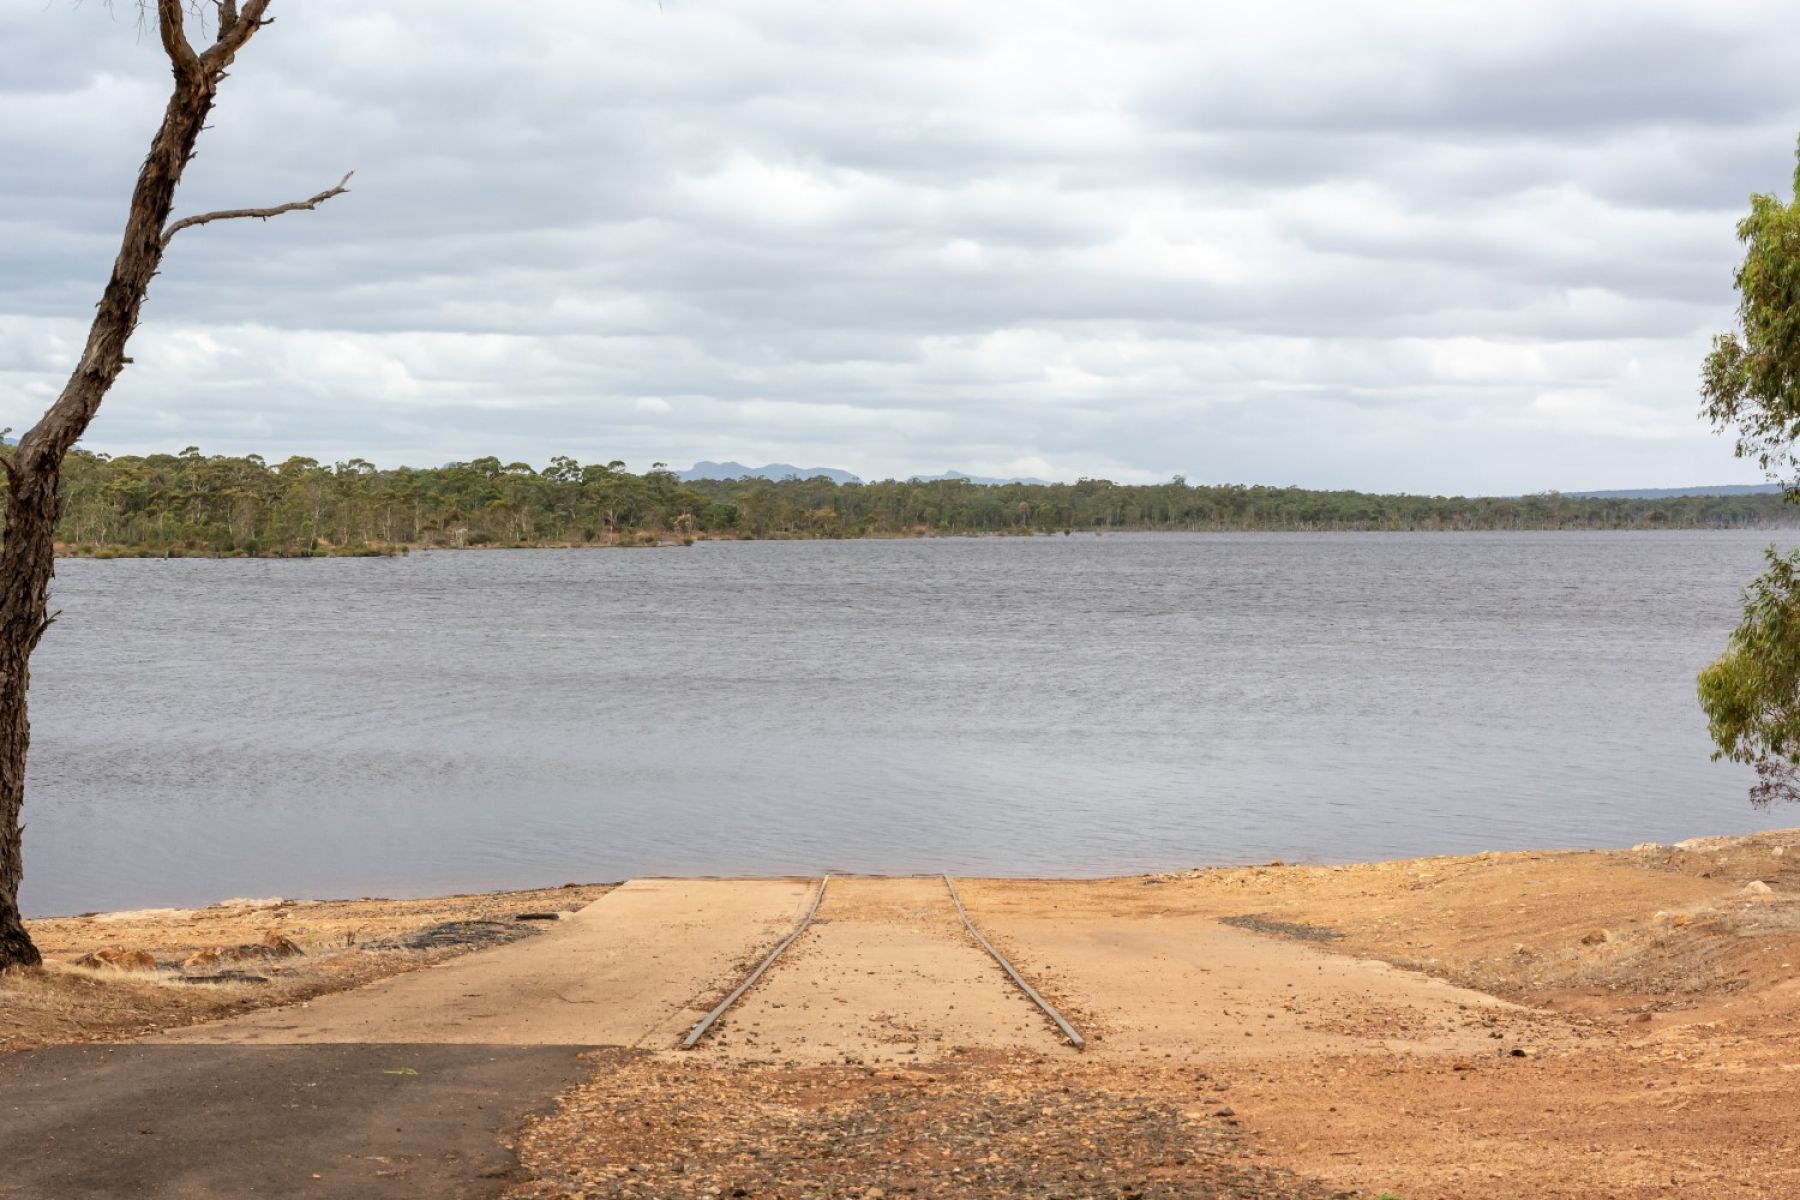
[1219,915,1341,943]
[511,1050,1337,1200]
[395,919,540,951]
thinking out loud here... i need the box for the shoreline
[24,822,1795,925]
[11,828,1795,1035]
[47,523,1800,560]
[7,829,1799,1197]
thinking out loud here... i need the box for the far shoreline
[48,523,1800,562]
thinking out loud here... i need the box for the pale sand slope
[686,876,1064,1064]
[152,874,1532,1064]
[149,879,813,1047]
[951,876,1544,1062]
[685,874,1528,1067]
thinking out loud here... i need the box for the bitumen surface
[0,1043,592,1199]
[0,882,817,1199]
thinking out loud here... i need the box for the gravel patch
[1219,915,1341,943]
[395,919,540,951]
[511,1050,1338,1200]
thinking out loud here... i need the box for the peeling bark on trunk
[0,0,344,968]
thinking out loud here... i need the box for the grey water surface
[21,531,1796,915]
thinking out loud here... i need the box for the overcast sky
[4,1,1799,493]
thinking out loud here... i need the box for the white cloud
[1,0,1795,491]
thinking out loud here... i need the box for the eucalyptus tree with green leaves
[1698,549,1800,806]
[1699,137,1800,805]
[1702,136,1800,488]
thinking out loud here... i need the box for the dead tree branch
[155,0,202,77]
[162,171,352,246]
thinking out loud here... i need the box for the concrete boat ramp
[0,877,1520,1198]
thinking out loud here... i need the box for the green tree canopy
[1703,137,1800,488]
[1699,549,1800,806]
[10,446,1793,558]
[1701,551,1800,747]
[1699,136,1800,805]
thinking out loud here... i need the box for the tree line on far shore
[26,446,1800,556]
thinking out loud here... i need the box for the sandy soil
[1113,833,1800,1199]
[515,835,1800,1199]
[2,883,613,1052]
[9,830,1800,1198]
[688,876,1061,1065]
[153,878,815,1047]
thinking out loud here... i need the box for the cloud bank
[3,0,1797,491]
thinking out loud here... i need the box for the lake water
[20,531,1798,915]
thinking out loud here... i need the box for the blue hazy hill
[678,461,864,484]
[907,469,1055,486]
[1563,484,1780,500]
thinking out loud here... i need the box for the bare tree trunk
[0,0,347,967]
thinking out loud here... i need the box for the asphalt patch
[0,1043,592,1199]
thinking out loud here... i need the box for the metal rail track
[681,874,830,1049]
[943,873,1085,1050]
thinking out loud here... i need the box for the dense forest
[21,447,1800,556]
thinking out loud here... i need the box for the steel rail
[942,873,1085,1050]
[681,874,829,1049]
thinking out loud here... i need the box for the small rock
[1214,1106,1235,1117]
[183,947,223,970]
[1632,1012,1654,1024]
[1509,1047,1534,1058]
[1631,842,1666,853]
[1580,929,1611,946]
[260,931,305,957]
[1744,880,1774,895]
[73,947,157,973]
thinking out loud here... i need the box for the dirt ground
[514,836,1800,1199]
[8,831,1800,1199]
[151,878,817,1048]
[1126,831,1800,1199]
[686,876,1065,1066]
[511,1049,1339,1200]
[1,883,613,1052]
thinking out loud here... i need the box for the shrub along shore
[24,447,1800,559]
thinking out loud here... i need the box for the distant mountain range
[676,462,1053,486]
[907,469,1055,486]
[1562,484,1781,500]
[677,461,864,484]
